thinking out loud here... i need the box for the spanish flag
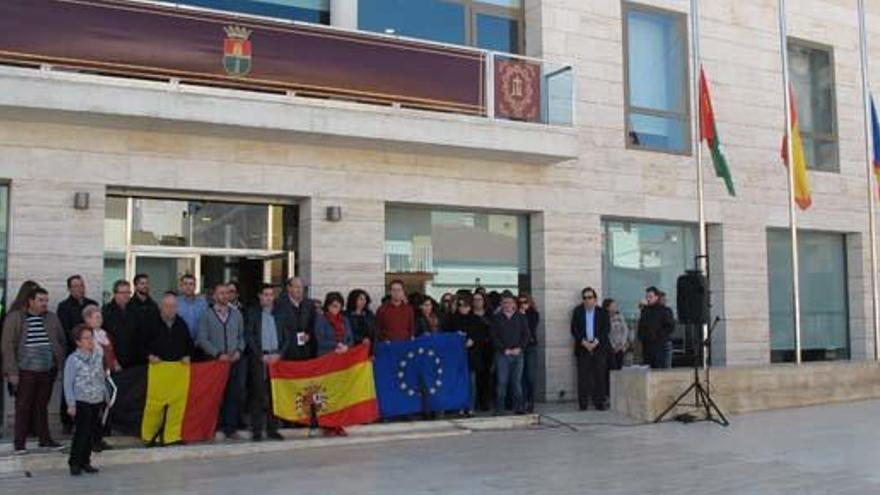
[109,361,229,445]
[269,344,379,428]
[781,86,812,209]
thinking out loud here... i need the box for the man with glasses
[102,280,132,367]
[570,287,611,411]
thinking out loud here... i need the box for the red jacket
[376,302,414,342]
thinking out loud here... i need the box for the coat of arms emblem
[223,25,252,77]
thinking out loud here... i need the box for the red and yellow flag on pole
[269,344,379,428]
[781,86,813,210]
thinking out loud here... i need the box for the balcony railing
[0,0,573,126]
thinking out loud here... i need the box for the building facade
[1,0,879,415]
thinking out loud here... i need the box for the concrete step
[0,414,537,475]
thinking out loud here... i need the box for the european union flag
[373,333,471,418]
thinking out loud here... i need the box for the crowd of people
[0,273,677,476]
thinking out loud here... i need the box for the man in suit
[570,286,611,411]
[245,284,285,441]
[273,277,315,361]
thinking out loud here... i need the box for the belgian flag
[110,361,229,445]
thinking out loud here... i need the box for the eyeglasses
[518,301,528,306]
[584,295,596,300]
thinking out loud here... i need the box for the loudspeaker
[676,270,709,325]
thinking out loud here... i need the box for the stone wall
[611,362,880,422]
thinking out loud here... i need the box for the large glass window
[385,206,529,298]
[602,219,698,366]
[359,0,523,54]
[176,0,330,24]
[623,4,689,153]
[0,184,8,316]
[788,40,838,172]
[768,230,849,362]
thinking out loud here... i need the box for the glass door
[131,254,198,297]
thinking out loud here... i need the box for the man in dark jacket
[146,292,194,363]
[570,287,611,410]
[638,286,676,369]
[489,291,530,415]
[273,277,315,361]
[101,279,131,364]
[122,274,160,367]
[245,284,285,441]
[56,274,98,432]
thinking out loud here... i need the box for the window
[601,219,698,366]
[788,40,838,171]
[359,0,523,54]
[0,184,8,315]
[768,230,849,363]
[176,0,330,24]
[385,206,530,298]
[623,4,689,153]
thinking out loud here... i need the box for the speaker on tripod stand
[654,268,729,426]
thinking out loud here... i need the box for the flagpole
[778,0,802,364]
[690,0,709,369]
[857,0,880,361]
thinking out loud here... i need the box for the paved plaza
[2,400,878,494]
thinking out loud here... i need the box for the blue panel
[179,0,330,24]
[475,13,518,53]
[359,0,466,45]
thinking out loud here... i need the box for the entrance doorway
[130,249,294,307]
[104,194,298,304]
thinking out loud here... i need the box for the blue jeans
[495,352,524,413]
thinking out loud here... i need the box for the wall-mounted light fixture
[326,205,342,222]
[73,192,90,210]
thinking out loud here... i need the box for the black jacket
[146,314,194,362]
[524,309,540,347]
[570,305,611,355]
[273,295,316,361]
[346,310,376,343]
[445,312,490,371]
[57,295,99,350]
[126,295,159,325]
[101,300,128,365]
[120,296,160,367]
[245,305,286,355]
[638,304,676,344]
[489,311,530,352]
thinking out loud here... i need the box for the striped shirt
[20,314,54,371]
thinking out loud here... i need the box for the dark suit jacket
[570,305,611,355]
[57,295,99,351]
[244,305,286,356]
[272,295,316,360]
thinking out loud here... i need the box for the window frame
[766,228,850,363]
[358,0,525,54]
[468,1,525,54]
[621,2,691,156]
[787,37,840,173]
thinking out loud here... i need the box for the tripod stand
[653,316,729,426]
